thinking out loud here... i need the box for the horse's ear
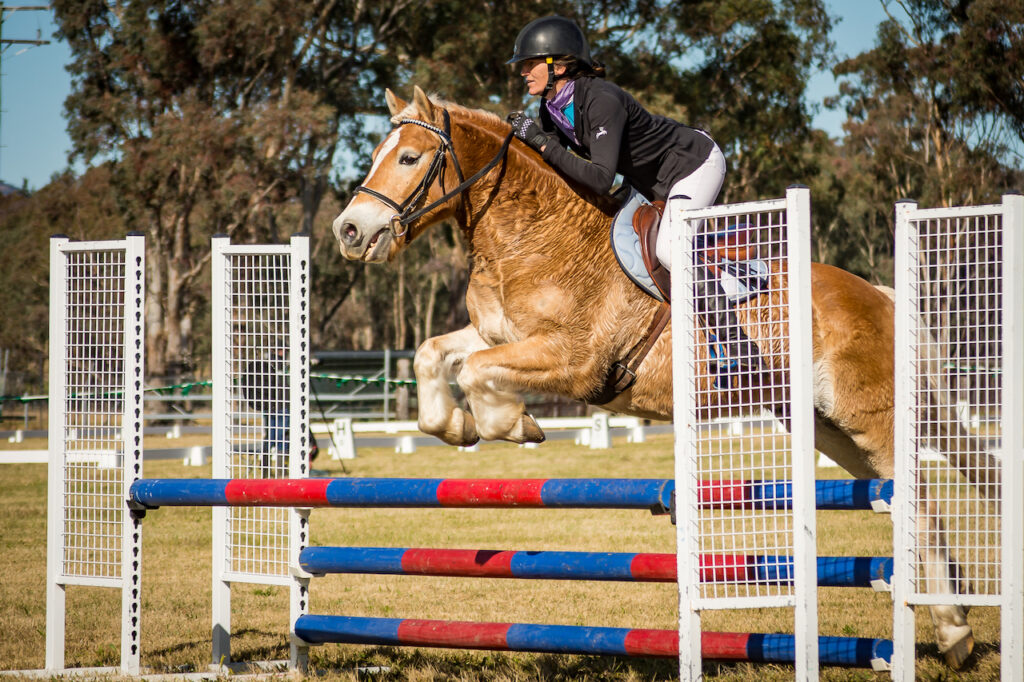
[385,89,406,117]
[412,85,436,120]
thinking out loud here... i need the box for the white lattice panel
[672,187,815,679]
[210,235,310,667]
[893,194,1024,682]
[47,235,144,674]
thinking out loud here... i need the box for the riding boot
[694,265,762,388]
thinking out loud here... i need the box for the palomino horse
[333,86,989,668]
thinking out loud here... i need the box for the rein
[353,109,515,238]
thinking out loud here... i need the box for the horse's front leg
[458,335,582,444]
[414,325,490,446]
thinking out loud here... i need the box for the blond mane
[393,95,615,214]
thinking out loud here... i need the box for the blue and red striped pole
[299,547,892,588]
[129,478,674,510]
[129,477,891,511]
[292,615,893,668]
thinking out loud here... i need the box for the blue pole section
[323,478,445,506]
[746,633,893,667]
[538,479,673,510]
[129,478,229,507]
[752,556,892,588]
[813,479,893,510]
[814,557,892,588]
[746,480,892,510]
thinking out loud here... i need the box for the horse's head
[333,86,460,263]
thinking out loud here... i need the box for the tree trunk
[394,260,407,348]
[395,357,412,420]
[145,241,167,376]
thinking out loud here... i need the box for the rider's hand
[507,111,554,153]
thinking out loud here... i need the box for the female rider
[505,14,758,378]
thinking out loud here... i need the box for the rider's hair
[553,56,606,80]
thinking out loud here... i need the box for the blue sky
[0,3,889,191]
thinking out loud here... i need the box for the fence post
[396,357,412,420]
[383,349,391,421]
[210,234,232,666]
[1001,191,1024,682]
[45,236,69,672]
[891,199,919,681]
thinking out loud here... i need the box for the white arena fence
[892,193,1024,681]
[318,413,656,458]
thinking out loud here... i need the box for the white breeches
[654,139,726,270]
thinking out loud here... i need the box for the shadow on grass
[307,645,689,681]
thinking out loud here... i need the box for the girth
[588,199,672,405]
[587,300,671,405]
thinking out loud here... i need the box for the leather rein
[353,108,515,238]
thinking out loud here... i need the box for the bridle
[353,108,515,239]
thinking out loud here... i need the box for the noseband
[353,108,515,239]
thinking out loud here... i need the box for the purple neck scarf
[544,79,577,144]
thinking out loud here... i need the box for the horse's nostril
[341,222,359,246]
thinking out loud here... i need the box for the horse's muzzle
[334,222,391,263]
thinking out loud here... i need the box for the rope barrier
[0,373,416,404]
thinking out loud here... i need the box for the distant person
[239,354,318,468]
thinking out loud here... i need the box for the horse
[332,85,990,668]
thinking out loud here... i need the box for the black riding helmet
[507,15,591,98]
[507,15,592,66]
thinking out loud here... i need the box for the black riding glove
[507,111,554,153]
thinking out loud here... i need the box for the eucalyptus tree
[54,0,409,374]
[826,0,1023,281]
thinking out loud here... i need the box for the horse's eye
[399,153,420,166]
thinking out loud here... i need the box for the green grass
[0,433,1004,680]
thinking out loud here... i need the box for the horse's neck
[453,120,614,262]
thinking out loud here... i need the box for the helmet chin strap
[541,57,556,99]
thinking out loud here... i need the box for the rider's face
[519,58,549,96]
[519,59,568,96]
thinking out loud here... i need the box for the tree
[0,166,128,393]
[824,1,1023,282]
[53,0,410,376]
[390,0,834,203]
[621,0,835,202]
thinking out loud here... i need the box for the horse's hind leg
[414,325,489,446]
[917,489,975,668]
[813,417,974,667]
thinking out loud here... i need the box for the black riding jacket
[539,76,715,203]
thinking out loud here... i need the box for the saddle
[632,200,671,301]
[591,197,671,405]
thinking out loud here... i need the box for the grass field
[0,432,1005,680]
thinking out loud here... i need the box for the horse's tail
[875,284,1001,500]
[916,318,1002,501]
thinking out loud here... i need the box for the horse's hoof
[452,409,480,446]
[518,414,545,443]
[427,409,479,447]
[940,626,974,669]
[494,413,546,444]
